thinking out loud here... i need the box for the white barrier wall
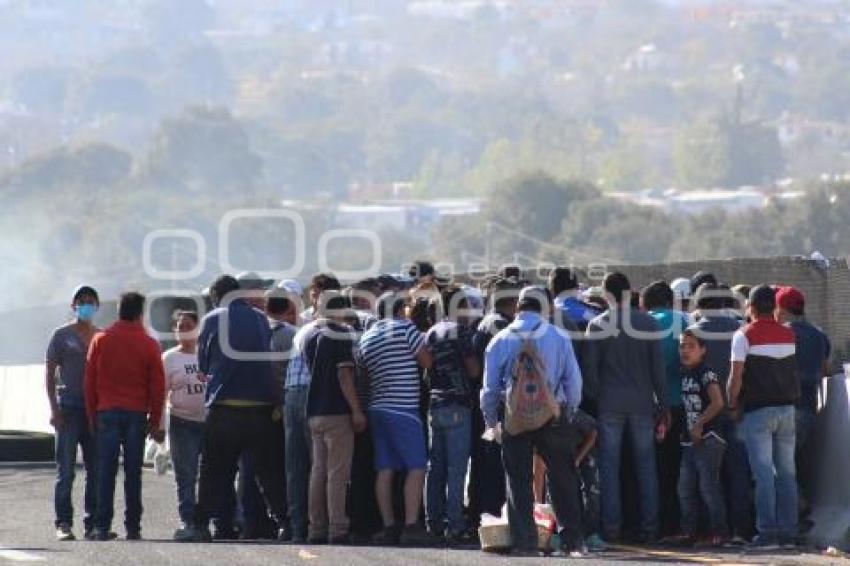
[0,365,51,433]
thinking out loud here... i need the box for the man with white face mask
[46,285,101,541]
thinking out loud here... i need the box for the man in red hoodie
[85,292,165,541]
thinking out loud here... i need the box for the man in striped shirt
[358,292,433,546]
[727,285,799,551]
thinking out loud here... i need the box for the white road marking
[0,546,45,562]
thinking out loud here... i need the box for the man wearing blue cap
[46,285,101,541]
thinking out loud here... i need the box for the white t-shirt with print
[162,347,207,423]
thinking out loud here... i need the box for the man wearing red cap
[774,286,831,519]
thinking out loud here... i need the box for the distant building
[280,196,482,236]
[607,187,804,215]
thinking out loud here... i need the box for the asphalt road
[0,464,841,565]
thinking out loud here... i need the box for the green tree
[143,107,263,194]
[1,143,132,196]
[482,171,598,261]
[673,119,731,188]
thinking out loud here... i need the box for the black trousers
[468,406,506,525]
[194,405,287,530]
[657,406,684,536]
[502,412,582,551]
[347,430,382,536]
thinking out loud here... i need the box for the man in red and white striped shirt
[727,285,799,551]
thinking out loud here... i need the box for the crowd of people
[44,261,833,557]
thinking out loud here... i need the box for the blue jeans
[284,386,310,538]
[678,437,727,535]
[425,404,471,536]
[54,406,97,530]
[95,410,147,532]
[169,415,205,527]
[598,412,659,539]
[743,405,798,539]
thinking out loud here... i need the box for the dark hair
[429,285,470,322]
[488,277,522,312]
[695,283,722,311]
[72,285,100,306]
[408,260,435,279]
[549,267,579,296]
[310,273,341,293]
[641,280,674,311]
[681,327,707,348]
[603,272,631,304]
[518,287,552,314]
[210,275,240,306]
[264,289,291,316]
[748,284,776,316]
[351,277,379,294]
[318,292,351,317]
[118,292,145,321]
[172,310,199,325]
[409,297,431,331]
[377,292,406,319]
[690,271,718,293]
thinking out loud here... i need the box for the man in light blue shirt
[480,286,585,556]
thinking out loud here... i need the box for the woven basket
[479,523,552,552]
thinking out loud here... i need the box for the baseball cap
[670,278,691,300]
[776,286,805,314]
[277,279,303,296]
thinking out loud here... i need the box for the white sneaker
[56,524,75,541]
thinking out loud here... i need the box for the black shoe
[635,532,660,546]
[399,524,435,547]
[212,526,238,540]
[93,530,118,542]
[510,547,542,557]
[126,530,142,541]
[347,532,372,546]
[328,534,349,545]
[181,526,213,543]
[307,536,328,545]
[278,525,293,543]
[83,528,95,541]
[372,526,401,546]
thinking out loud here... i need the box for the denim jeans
[502,410,583,551]
[795,408,817,510]
[678,437,727,535]
[598,412,659,539]
[95,410,147,532]
[742,405,798,539]
[54,406,97,530]
[169,415,205,527]
[425,404,471,536]
[284,386,310,538]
